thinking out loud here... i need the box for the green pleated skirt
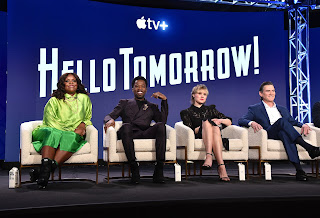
[32,127,87,153]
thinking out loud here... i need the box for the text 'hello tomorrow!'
[38,36,260,98]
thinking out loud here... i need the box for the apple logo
[136,16,147,29]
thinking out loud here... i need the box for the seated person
[31,73,92,189]
[180,84,232,182]
[238,81,320,181]
[104,76,168,184]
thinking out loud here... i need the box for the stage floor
[1,161,320,217]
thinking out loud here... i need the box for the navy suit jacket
[104,98,168,131]
[238,102,303,130]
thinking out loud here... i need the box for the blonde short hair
[191,84,209,104]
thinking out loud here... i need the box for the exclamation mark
[253,36,259,75]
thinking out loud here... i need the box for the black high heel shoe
[201,153,213,170]
[217,163,230,182]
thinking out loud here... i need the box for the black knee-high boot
[30,159,57,183]
[37,158,57,189]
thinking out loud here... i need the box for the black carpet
[1,161,320,217]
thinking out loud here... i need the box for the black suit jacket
[104,98,168,131]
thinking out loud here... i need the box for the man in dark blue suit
[239,81,320,181]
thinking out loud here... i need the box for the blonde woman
[180,84,231,181]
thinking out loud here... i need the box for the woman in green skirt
[31,73,92,189]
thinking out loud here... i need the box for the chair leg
[252,161,255,175]
[185,159,188,179]
[19,166,22,188]
[107,162,110,184]
[316,160,319,178]
[59,166,62,180]
[259,160,262,177]
[96,162,99,184]
[184,146,188,179]
[128,165,131,177]
[246,160,249,180]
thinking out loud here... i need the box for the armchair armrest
[294,125,317,146]
[308,123,320,147]
[20,121,43,149]
[165,124,176,153]
[222,125,246,140]
[175,121,195,152]
[85,125,98,157]
[20,122,34,148]
[248,127,268,147]
[222,125,248,153]
[247,127,268,160]
[104,126,117,147]
[20,121,42,164]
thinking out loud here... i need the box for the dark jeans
[117,122,166,163]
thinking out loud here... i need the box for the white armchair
[103,121,177,183]
[175,121,248,179]
[248,125,318,175]
[20,120,99,185]
[308,123,320,148]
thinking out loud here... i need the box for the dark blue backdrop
[5,0,289,161]
[0,11,7,160]
[310,27,320,110]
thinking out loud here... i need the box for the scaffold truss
[186,0,320,10]
[288,6,311,122]
[194,0,287,9]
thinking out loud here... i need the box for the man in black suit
[312,101,320,128]
[239,81,320,181]
[104,76,168,184]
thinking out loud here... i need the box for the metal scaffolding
[288,6,311,122]
[194,0,287,8]
[186,0,320,10]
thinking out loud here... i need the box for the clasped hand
[74,122,86,136]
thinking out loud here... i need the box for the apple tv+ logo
[136,16,168,30]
